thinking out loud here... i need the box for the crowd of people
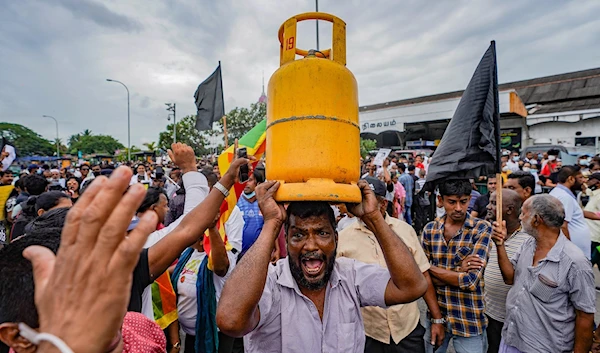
[1,144,600,353]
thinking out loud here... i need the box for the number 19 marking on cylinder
[287,37,295,50]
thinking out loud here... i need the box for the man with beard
[461,189,527,353]
[216,180,428,353]
[549,165,592,258]
[337,177,445,352]
[493,195,595,353]
[421,179,492,353]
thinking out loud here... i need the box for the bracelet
[214,182,230,197]
[18,323,74,353]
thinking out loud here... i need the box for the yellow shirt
[337,215,430,344]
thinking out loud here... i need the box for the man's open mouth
[301,258,324,275]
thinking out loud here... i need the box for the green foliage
[360,138,377,158]
[0,122,54,156]
[211,102,266,141]
[158,115,209,156]
[68,130,125,155]
[143,142,158,152]
[115,145,142,162]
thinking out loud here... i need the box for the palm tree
[143,142,157,152]
[82,129,92,136]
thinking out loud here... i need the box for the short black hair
[557,165,581,184]
[35,191,69,212]
[26,207,69,232]
[253,167,266,184]
[398,163,406,172]
[285,201,336,235]
[137,186,167,213]
[438,179,472,197]
[201,168,218,189]
[0,228,62,327]
[23,174,48,195]
[507,171,536,194]
[408,165,416,172]
[0,170,13,177]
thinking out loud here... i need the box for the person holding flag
[421,42,500,353]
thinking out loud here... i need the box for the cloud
[1,0,599,149]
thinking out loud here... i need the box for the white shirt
[140,171,210,320]
[506,160,520,172]
[130,173,151,185]
[177,250,236,335]
[1,145,16,171]
[225,205,244,254]
[549,184,591,259]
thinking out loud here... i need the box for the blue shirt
[399,173,414,207]
[238,196,264,254]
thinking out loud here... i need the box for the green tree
[68,131,125,155]
[360,138,377,159]
[158,115,209,156]
[211,102,266,141]
[143,142,158,152]
[0,122,54,156]
[52,138,69,155]
[115,145,142,162]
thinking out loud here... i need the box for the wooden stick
[223,116,229,149]
[496,173,503,224]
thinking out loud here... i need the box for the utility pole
[166,103,177,143]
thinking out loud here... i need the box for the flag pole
[496,173,502,225]
[223,116,229,148]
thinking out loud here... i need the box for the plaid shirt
[422,213,492,337]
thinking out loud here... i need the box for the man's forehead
[444,195,469,201]
[288,214,332,229]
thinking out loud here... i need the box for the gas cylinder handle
[278,12,346,66]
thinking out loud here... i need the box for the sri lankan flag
[203,119,267,269]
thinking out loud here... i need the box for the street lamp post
[166,103,176,144]
[106,79,131,161]
[42,115,60,159]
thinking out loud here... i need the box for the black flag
[194,63,224,131]
[425,42,500,190]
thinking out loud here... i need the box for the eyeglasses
[81,168,89,171]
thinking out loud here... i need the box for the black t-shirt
[128,248,152,313]
[472,193,491,217]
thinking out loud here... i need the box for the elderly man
[493,195,595,353]
[216,180,428,353]
[338,177,445,352]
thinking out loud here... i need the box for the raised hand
[168,143,197,173]
[22,166,158,353]
[346,179,380,221]
[221,139,252,187]
[491,220,507,246]
[256,181,286,225]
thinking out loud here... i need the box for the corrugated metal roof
[360,67,600,113]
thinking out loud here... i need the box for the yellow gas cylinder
[267,12,361,202]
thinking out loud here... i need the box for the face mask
[93,171,101,177]
[243,191,256,199]
[548,155,556,161]
[580,159,589,166]
[502,166,509,172]
[523,167,531,172]
[46,178,53,182]
[512,156,519,162]
[530,169,538,174]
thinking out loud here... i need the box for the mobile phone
[238,147,249,182]
[138,174,144,182]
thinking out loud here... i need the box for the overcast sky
[2,0,599,147]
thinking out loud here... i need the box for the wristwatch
[430,317,446,325]
[172,342,181,350]
[214,181,230,197]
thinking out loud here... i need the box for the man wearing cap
[27,164,39,175]
[584,173,600,269]
[337,177,444,352]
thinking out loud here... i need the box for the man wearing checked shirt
[422,179,492,353]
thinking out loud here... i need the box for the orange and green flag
[203,119,267,268]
